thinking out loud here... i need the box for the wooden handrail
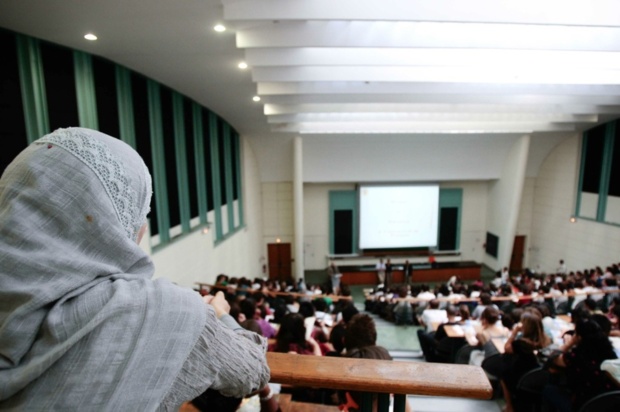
[367,288,620,305]
[195,282,353,301]
[266,352,493,400]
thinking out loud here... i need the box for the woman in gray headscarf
[0,128,270,410]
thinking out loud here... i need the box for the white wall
[261,181,296,275]
[250,135,295,183]
[484,135,530,270]
[303,134,520,183]
[529,134,620,273]
[303,183,356,270]
[445,181,489,263]
[515,177,536,268]
[147,137,265,288]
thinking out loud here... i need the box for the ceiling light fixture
[214,24,226,32]
[253,96,261,102]
[238,62,248,69]
[84,33,97,41]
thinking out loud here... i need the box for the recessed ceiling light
[238,62,248,69]
[253,96,261,102]
[84,33,98,41]
[214,24,226,32]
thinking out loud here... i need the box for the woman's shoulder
[512,337,538,353]
[347,345,392,361]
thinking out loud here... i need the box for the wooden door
[267,243,292,282]
[510,235,526,273]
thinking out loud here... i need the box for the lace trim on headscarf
[36,128,145,240]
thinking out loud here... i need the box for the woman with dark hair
[345,314,388,357]
[485,312,551,412]
[544,318,618,411]
[609,303,620,337]
[340,314,412,412]
[472,293,498,320]
[267,313,323,404]
[268,313,322,356]
[239,298,276,339]
[467,306,510,347]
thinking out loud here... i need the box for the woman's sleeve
[161,305,270,409]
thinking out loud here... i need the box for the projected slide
[359,185,439,249]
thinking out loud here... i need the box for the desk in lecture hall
[339,261,482,285]
[556,314,572,323]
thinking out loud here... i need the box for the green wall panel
[209,112,223,241]
[329,190,357,254]
[16,35,48,142]
[73,51,98,129]
[172,92,191,234]
[7,30,245,250]
[147,80,170,243]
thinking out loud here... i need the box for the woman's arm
[306,336,323,356]
[258,385,279,412]
[201,292,271,398]
[552,334,580,369]
[504,323,522,354]
[465,327,479,346]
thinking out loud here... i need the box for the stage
[337,261,482,285]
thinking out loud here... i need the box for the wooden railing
[266,352,493,411]
[367,288,620,305]
[195,282,353,302]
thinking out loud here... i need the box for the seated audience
[544,318,618,411]
[341,314,412,412]
[393,286,414,325]
[459,304,472,324]
[472,293,499,320]
[418,305,462,363]
[484,312,551,412]
[268,313,322,356]
[240,297,277,338]
[609,301,620,337]
[468,307,509,347]
[418,299,448,333]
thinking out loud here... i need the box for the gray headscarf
[0,128,206,410]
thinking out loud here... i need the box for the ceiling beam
[270,121,576,133]
[264,103,620,115]
[224,0,620,27]
[251,66,620,85]
[259,93,620,106]
[256,82,620,96]
[245,48,620,69]
[236,21,620,52]
[265,113,598,124]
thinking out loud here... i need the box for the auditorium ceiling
[1,0,619,180]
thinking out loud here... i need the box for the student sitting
[544,318,618,411]
[340,314,412,412]
[418,299,448,333]
[484,312,551,412]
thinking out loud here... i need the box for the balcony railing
[266,352,493,412]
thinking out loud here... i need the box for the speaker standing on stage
[404,260,412,285]
[385,259,393,289]
[375,259,386,285]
